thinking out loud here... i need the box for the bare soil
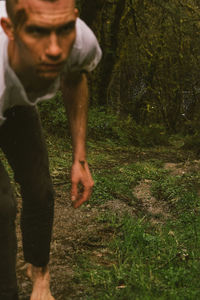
[133,179,170,224]
[16,184,136,300]
[15,157,199,299]
[164,160,200,176]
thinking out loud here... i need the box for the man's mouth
[39,63,64,71]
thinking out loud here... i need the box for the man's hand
[61,73,93,208]
[71,160,94,209]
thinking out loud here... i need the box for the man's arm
[61,72,94,208]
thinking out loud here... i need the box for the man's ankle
[27,264,50,280]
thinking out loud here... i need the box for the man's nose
[45,33,62,60]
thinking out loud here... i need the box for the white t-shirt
[0,1,102,126]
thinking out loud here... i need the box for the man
[0,0,102,299]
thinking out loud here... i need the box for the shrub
[182,133,200,153]
[134,124,169,147]
[38,92,68,136]
[38,97,169,147]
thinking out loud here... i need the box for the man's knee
[35,182,54,210]
[0,161,16,221]
[0,186,16,222]
[21,178,54,212]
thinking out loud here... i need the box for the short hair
[6,0,74,22]
[6,0,17,20]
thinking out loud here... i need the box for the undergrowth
[76,210,200,299]
[70,138,200,299]
[38,95,169,147]
[1,101,200,299]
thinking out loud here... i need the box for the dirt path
[16,185,97,299]
[16,183,136,299]
[133,179,170,224]
[15,154,198,299]
[16,183,171,298]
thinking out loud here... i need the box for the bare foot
[27,264,55,300]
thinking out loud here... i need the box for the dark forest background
[15,2,200,298]
[40,0,200,149]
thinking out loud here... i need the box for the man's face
[12,0,77,80]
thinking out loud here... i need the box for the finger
[85,164,94,182]
[73,187,92,209]
[71,182,78,203]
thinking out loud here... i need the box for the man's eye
[59,23,75,35]
[26,27,48,36]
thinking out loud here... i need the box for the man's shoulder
[64,18,102,74]
[75,18,98,49]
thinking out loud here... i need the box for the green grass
[69,138,200,299]
[76,210,200,299]
[1,120,200,299]
[91,160,168,206]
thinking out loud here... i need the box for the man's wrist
[72,150,87,163]
[72,154,87,163]
[73,159,87,164]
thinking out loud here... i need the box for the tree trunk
[97,0,127,106]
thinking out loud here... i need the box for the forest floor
[2,133,200,299]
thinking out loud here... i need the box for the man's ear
[74,8,79,18]
[1,17,15,40]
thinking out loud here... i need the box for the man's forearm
[61,72,88,162]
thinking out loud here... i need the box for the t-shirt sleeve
[63,18,102,74]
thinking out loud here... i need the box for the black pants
[0,106,54,299]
